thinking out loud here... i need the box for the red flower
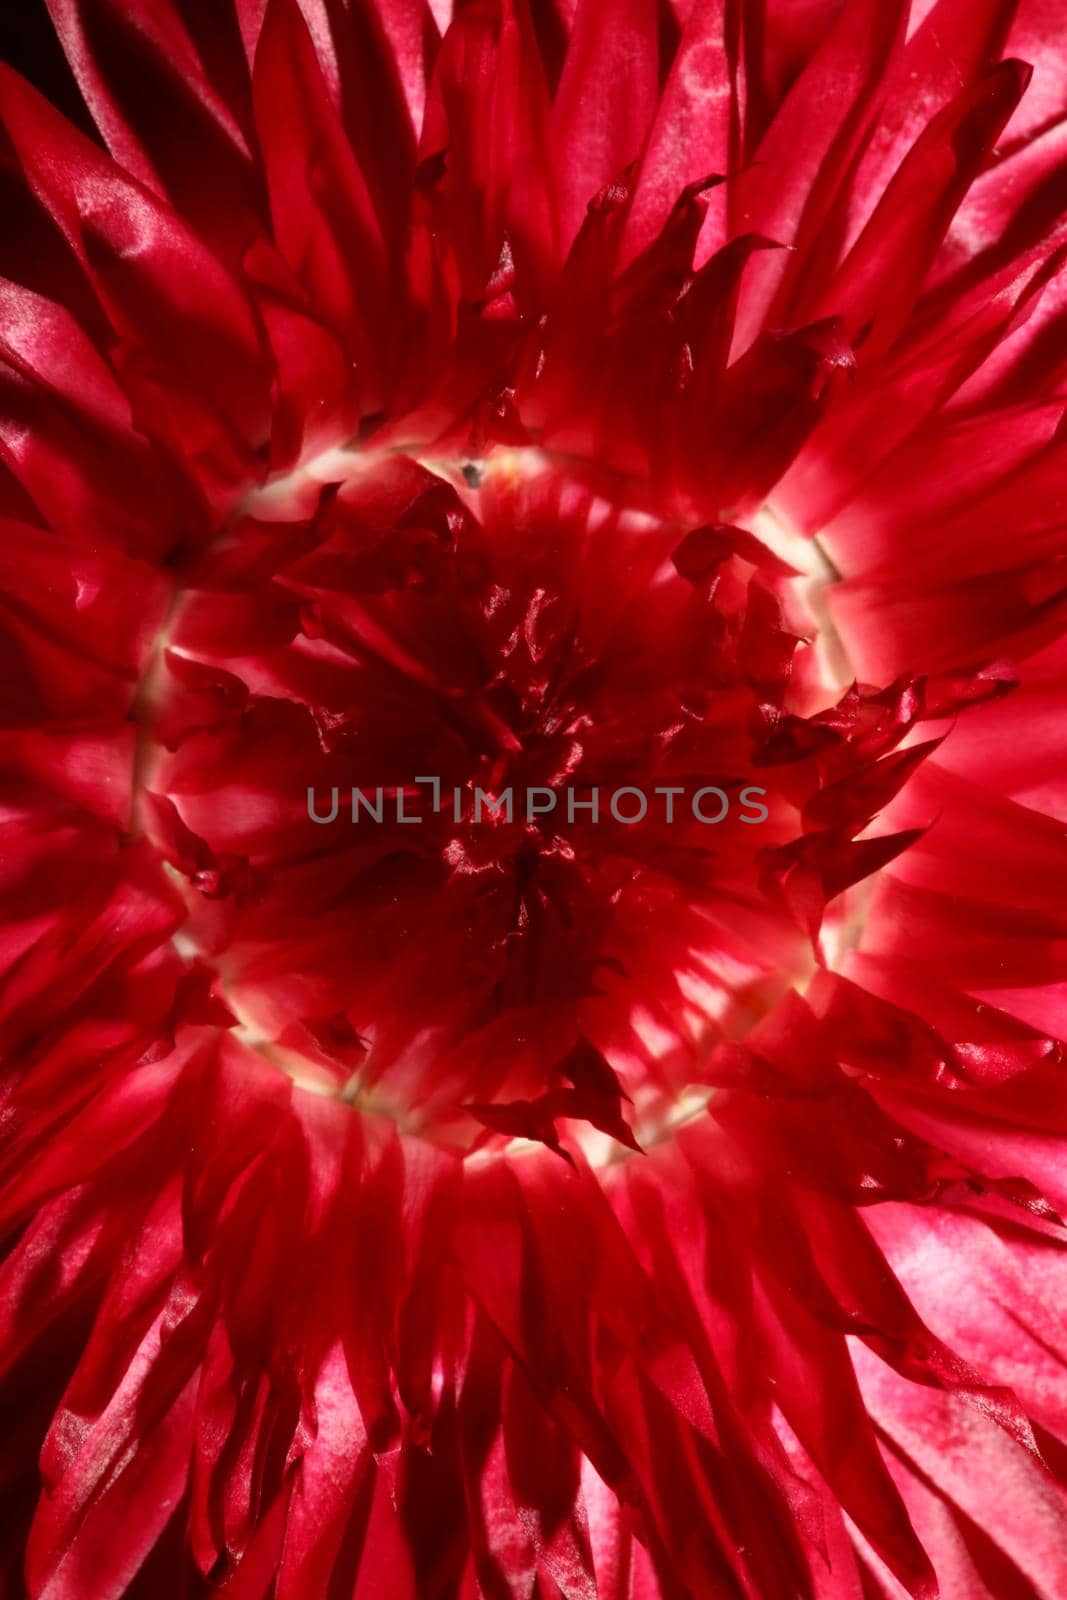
[1,0,1066,1594]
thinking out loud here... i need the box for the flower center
[137,445,877,1161]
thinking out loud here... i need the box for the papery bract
[0,0,1066,1596]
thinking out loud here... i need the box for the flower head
[2,0,1067,1595]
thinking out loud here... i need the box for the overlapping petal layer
[0,0,1066,1595]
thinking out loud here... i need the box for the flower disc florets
[140,442,950,1161]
